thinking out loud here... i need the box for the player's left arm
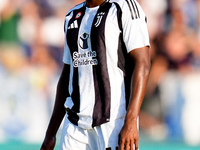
[119,46,150,150]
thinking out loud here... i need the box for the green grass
[140,139,200,150]
[0,140,59,150]
[0,138,200,150]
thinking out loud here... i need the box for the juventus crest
[94,12,105,27]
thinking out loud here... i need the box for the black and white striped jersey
[63,0,150,129]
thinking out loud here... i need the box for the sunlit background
[0,0,200,149]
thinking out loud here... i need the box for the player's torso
[65,1,127,129]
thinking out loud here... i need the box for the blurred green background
[1,138,200,150]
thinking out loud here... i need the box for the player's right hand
[40,136,56,150]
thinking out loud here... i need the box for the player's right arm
[40,64,70,150]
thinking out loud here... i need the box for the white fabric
[62,0,149,129]
[60,116,125,150]
[110,0,150,52]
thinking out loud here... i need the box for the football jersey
[63,0,150,129]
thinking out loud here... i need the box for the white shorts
[59,115,125,150]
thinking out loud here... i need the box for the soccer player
[40,0,150,149]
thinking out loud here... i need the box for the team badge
[94,12,105,27]
[75,12,82,19]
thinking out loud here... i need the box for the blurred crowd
[0,0,200,146]
[0,0,83,143]
[139,0,200,146]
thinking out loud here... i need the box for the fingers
[119,139,124,150]
[119,139,133,150]
[125,141,130,150]
[130,140,134,150]
[118,132,139,150]
[134,138,139,150]
[119,139,139,150]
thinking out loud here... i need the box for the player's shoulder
[110,0,136,7]
[110,0,146,19]
[110,0,139,6]
[66,2,86,16]
[110,0,142,11]
[109,0,125,7]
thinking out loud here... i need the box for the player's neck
[86,0,106,8]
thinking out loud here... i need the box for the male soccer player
[41,0,150,149]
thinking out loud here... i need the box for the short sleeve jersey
[63,0,150,129]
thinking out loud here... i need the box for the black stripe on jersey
[129,0,138,19]
[114,2,133,109]
[132,0,140,18]
[66,6,86,126]
[125,0,134,19]
[113,2,126,73]
[114,2,122,31]
[125,0,140,20]
[91,1,112,127]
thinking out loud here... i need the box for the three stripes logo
[125,0,140,20]
[68,20,78,29]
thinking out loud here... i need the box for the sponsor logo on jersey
[71,32,98,67]
[72,51,98,67]
[79,33,89,49]
[94,12,105,27]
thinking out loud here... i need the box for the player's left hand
[118,119,139,150]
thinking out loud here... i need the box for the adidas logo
[68,20,78,29]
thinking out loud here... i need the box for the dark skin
[118,46,150,150]
[41,0,150,150]
[86,0,105,7]
[40,64,70,150]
